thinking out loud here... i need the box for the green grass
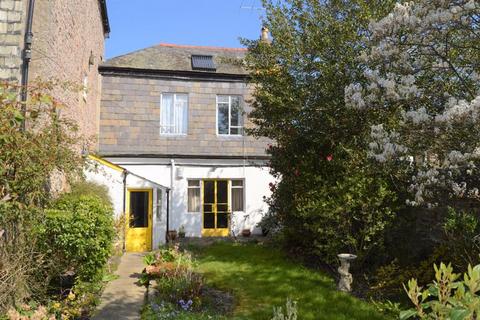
[190,241,387,320]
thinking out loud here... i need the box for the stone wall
[0,0,25,82]
[29,0,106,150]
[99,74,270,157]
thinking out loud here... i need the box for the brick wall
[99,75,269,157]
[0,0,25,82]
[29,0,106,150]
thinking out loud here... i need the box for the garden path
[93,253,146,320]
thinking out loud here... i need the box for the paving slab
[93,253,146,320]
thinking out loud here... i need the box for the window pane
[230,96,242,127]
[188,188,200,212]
[230,127,242,135]
[174,94,188,134]
[232,180,243,187]
[204,212,215,229]
[188,180,200,187]
[217,104,229,134]
[129,191,149,228]
[217,181,228,203]
[232,188,244,211]
[204,181,214,204]
[160,94,173,134]
[217,212,228,228]
[218,95,229,104]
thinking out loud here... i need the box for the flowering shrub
[345,0,480,208]
[243,0,398,266]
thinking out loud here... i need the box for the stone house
[0,0,109,147]
[87,43,275,251]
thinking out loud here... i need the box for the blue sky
[105,0,265,59]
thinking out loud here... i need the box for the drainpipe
[166,189,170,243]
[122,170,127,252]
[21,0,36,131]
[167,159,175,243]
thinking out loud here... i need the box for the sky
[105,0,265,59]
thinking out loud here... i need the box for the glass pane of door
[203,181,215,229]
[216,181,228,229]
[129,191,148,228]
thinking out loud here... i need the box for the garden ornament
[337,253,357,292]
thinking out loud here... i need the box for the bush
[442,207,480,270]
[141,246,204,311]
[68,181,112,207]
[401,263,480,320]
[38,194,115,282]
[256,209,281,236]
[0,81,81,313]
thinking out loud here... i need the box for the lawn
[189,241,387,320]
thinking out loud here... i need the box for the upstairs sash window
[217,95,243,135]
[160,93,188,135]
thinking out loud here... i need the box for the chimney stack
[260,26,270,43]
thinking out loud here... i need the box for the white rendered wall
[120,162,274,237]
[84,161,124,219]
[84,160,168,248]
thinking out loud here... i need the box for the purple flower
[178,299,193,311]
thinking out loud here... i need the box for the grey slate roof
[102,43,247,75]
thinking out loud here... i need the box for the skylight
[191,55,216,71]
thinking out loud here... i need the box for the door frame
[125,188,153,252]
[201,179,230,237]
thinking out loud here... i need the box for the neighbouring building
[88,43,275,251]
[0,0,110,147]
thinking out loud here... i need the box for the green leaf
[399,309,417,320]
[449,308,470,320]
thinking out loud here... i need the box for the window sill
[160,134,188,137]
[217,134,244,138]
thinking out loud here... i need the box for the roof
[98,0,110,36]
[101,43,247,75]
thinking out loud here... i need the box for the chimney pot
[261,26,270,43]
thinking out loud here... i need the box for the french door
[202,180,230,237]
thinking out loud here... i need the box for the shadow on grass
[190,242,386,320]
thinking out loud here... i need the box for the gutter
[98,66,249,83]
[98,0,110,37]
[20,0,35,131]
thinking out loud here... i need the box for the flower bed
[140,244,232,319]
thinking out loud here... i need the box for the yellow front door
[126,189,152,252]
[202,180,230,237]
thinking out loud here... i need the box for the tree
[0,81,82,310]
[345,0,480,208]
[244,0,397,264]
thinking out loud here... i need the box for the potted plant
[167,230,177,241]
[241,229,251,237]
[178,225,186,238]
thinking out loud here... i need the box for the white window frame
[187,179,202,213]
[216,95,244,136]
[230,179,245,212]
[160,93,189,136]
